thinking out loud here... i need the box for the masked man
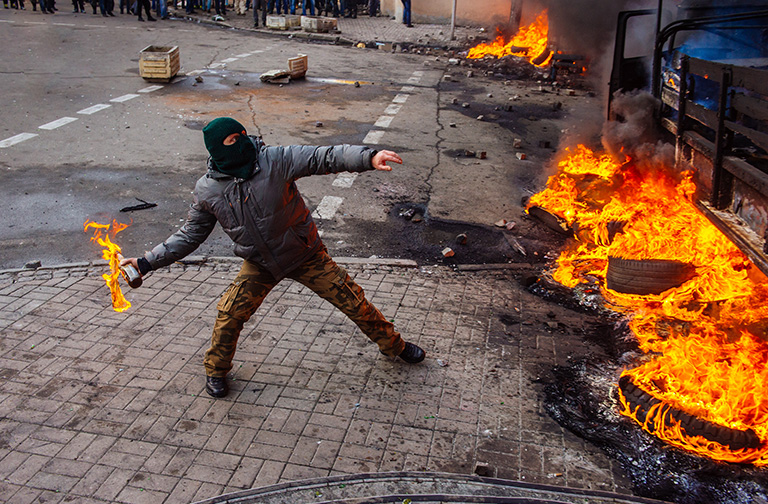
[122,117,426,398]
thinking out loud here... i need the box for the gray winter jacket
[144,137,378,280]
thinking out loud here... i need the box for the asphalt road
[0,9,604,270]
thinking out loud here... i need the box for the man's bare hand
[120,257,140,273]
[372,150,403,171]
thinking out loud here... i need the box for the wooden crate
[139,45,180,82]
[300,15,337,33]
[266,14,301,30]
[288,54,308,79]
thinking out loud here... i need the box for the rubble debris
[464,149,476,157]
[448,58,460,65]
[466,70,474,78]
[315,121,323,127]
[442,247,455,258]
[476,115,484,121]
[461,102,470,108]
[513,138,523,148]
[510,95,520,101]
[411,214,423,223]
[354,81,360,88]
[399,207,415,220]
[449,123,457,128]
[260,69,291,84]
[24,260,41,269]
[120,197,158,212]
[516,152,527,160]
[451,97,459,104]
[477,151,487,159]
[443,75,453,82]
[505,234,527,256]
[195,75,203,83]
[456,233,468,245]
[486,93,493,98]
[494,219,507,228]
[505,221,516,231]
[436,359,448,367]
[552,101,563,111]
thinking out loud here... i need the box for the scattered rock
[477,151,487,159]
[456,233,468,245]
[466,70,474,78]
[195,75,204,83]
[476,115,484,121]
[24,260,41,269]
[451,97,459,104]
[513,138,523,148]
[315,121,323,127]
[442,247,455,258]
[449,122,456,128]
[448,58,460,65]
[516,152,527,160]
[494,219,507,228]
[461,102,470,108]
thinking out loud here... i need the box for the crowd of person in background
[3,0,413,27]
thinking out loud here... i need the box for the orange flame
[467,9,553,67]
[84,220,132,313]
[528,145,768,465]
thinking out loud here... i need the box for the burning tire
[606,256,696,295]
[618,375,761,452]
[527,205,571,235]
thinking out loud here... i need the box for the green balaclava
[202,117,257,179]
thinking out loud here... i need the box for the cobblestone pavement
[0,257,634,503]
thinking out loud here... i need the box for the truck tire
[606,256,696,295]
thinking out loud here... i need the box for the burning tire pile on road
[528,145,768,503]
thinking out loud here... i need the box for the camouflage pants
[204,249,406,377]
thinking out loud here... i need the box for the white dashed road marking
[221,58,239,63]
[236,53,252,58]
[363,130,386,145]
[332,172,359,188]
[0,133,38,149]
[39,117,78,130]
[312,196,344,220]
[392,94,410,104]
[78,104,111,115]
[384,104,402,115]
[374,115,394,128]
[110,94,139,103]
[138,85,164,93]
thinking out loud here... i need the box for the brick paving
[0,258,634,503]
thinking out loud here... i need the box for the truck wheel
[606,256,696,295]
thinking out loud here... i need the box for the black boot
[205,376,228,398]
